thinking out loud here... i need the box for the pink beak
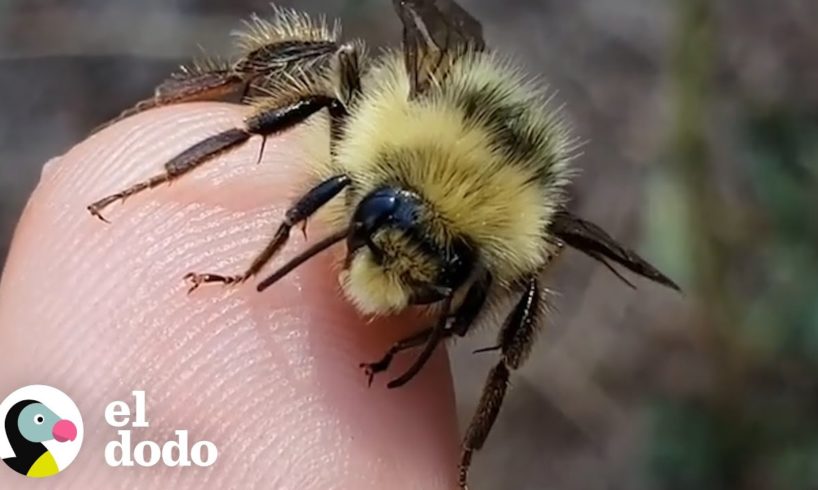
[52,419,77,442]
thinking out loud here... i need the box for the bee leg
[181,41,365,289]
[184,174,351,292]
[92,68,247,134]
[459,276,541,490]
[360,328,436,387]
[88,38,363,220]
[87,94,341,221]
[459,364,508,490]
[384,295,454,389]
[382,275,492,388]
[86,128,251,222]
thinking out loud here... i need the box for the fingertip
[0,103,460,489]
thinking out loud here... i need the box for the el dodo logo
[104,391,217,468]
[0,385,83,478]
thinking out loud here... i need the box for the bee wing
[550,210,681,292]
[392,0,485,97]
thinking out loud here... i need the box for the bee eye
[34,414,45,425]
[353,188,398,232]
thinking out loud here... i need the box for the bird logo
[0,385,83,478]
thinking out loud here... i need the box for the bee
[87,1,680,487]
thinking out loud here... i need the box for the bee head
[342,186,475,313]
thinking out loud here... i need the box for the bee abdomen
[444,54,574,185]
[459,94,539,159]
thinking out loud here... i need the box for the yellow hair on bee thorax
[323,51,575,289]
[232,5,340,53]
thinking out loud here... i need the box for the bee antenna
[256,227,349,292]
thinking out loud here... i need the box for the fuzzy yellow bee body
[321,51,573,314]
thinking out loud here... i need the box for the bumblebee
[87,1,679,487]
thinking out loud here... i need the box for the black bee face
[346,186,475,305]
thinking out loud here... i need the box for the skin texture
[0,103,459,489]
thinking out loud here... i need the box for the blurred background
[1,0,816,488]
